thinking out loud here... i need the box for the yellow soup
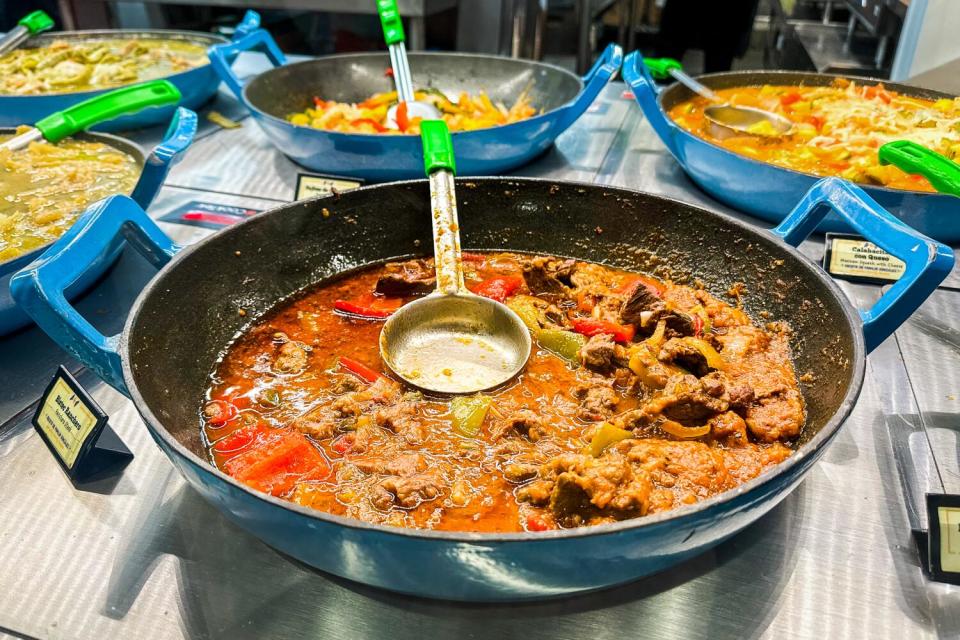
[0,129,140,263]
[0,38,208,95]
[667,79,960,192]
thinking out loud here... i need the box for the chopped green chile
[450,395,492,437]
[537,329,587,363]
[506,295,546,333]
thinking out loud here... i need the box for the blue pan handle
[10,197,179,395]
[208,27,288,104]
[232,10,261,40]
[622,50,683,160]
[555,43,622,132]
[771,177,954,352]
[130,107,197,209]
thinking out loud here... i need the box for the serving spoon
[645,57,793,139]
[0,10,54,57]
[0,79,181,151]
[379,120,531,394]
[376,0,441,129]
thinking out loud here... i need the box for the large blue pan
[208,26,622,181]
[0,12,259,132]
[622,51,960,243]
[0,107,196,335]
[10,176,951,600]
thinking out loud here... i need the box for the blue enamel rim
[119,176,867,544]
[1,29,228,99]
[241,51,594,139]
[654,68,959,200]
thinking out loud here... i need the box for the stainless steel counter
[1,54,958,639]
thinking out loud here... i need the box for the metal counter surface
[0,55,958,640]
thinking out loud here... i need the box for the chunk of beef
[640,373,729,423]
[714,325,770,358]
[292,404,340,440]
[502,462,539,483]
[292,377,401,440]
[578,333,628,373]
[657,338,717,377]
[374,471,445,509]
[491,409,546,442]
[620,285,665,326]
[354,453,428,476]
[573,380,619,421]
[744,389,804,442]
[522,256,576,297]
[273,339,309,374]
[517,452,651,526]
[375,259,436,296]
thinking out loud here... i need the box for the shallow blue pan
[10,175,951,600]
[622,50,960,242]
[0,107,196,335]
[208,27,622,180]
[0,12,258,132]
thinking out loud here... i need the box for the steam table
[0,53,958,639]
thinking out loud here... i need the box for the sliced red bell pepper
[213,422,266,455]
[339,356,382,383]
[616,275,663,298]
[333,300,399,319]
[396,101,410,131]
[803,115,824,130]
[469,275,523,302]
[349,118,388,133]
[572,318,636,343]
[224,428,331,496]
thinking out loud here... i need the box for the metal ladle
[379,121,531,394]
[646,57,793,139]
[376,0,441,129]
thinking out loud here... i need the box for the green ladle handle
[376,0,405,46]
[879,140,960,197]
[644,57,683,81]
[19,10,54,34]
[421,119,456,176]
[35,80,181,143]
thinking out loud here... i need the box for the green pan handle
[879,140,960,197]
[19,10,54,34]
[34,80,181,143]
[376,0,405,46]
[644,57,683,81]
[421,120,455,176]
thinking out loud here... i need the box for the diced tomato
[692,314,704,338]
[803,115,824,130]
[213,422,266,455]
[575,290,596,313]
[384,68,394,78]
[572,318,635,343]
[396,101,410,132]
[334,299,396,319]
[525,515,549,532]
[348,118,388,133]
[339,356,382,383]
[865,84,892,103]
[313,96,329,109]
[780,92,802,107]
[213,386,252,410]
[203,399,237,427]
[469,276,524,303]
[224,428,331,496]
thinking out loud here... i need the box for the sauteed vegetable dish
[203,253,803,532]
[668,79,960,192]
[287,89,537,134]
[0,38,207,95]
[0,130,140,263]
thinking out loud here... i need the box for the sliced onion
[660,419,710,439]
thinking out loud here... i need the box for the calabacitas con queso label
[823,233,906,284]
